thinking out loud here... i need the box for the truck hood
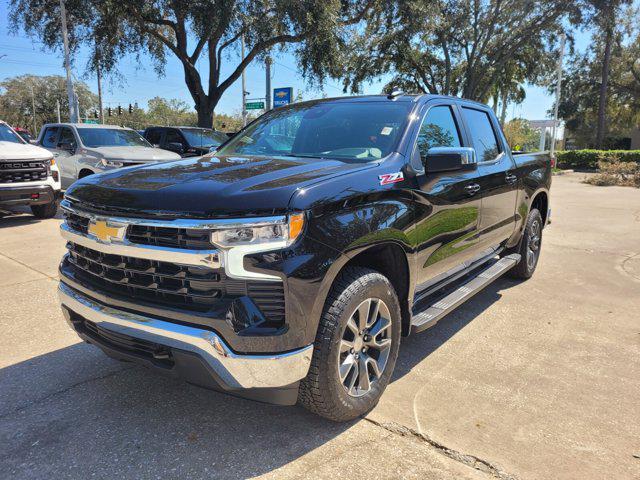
[65,154,374,217]
[0,141,53,161]
[90,146,181,162]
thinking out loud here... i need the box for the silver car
[37,123,181,189]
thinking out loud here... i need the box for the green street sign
[245,101,265,110]
[83,119,100,124]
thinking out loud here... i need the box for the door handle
[505,173,517,184]
[465,183,480,195]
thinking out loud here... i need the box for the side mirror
[58,142,76,154]
[166,142,185,154]
[423,147,476,173]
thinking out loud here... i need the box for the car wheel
[31,201,58,219]
[298,266,401,422]
[507,208,543,279]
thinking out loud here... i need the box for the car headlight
[211,213,305,248]
[100,159,124,168]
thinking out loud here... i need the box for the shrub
[583,160,640,188]
[556,150,640,170]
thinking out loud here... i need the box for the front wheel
[298,267,401,422]
[31,201,58,219]
[507,208,543,279]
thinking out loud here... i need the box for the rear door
[460,106,518,252]
[411,102,482,292]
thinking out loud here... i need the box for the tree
[11,0,378,128]
[585,0,633,148]
[0,74,97,132]
[340,0,579,103]
[557,14,639,148]
[502,118,540,151]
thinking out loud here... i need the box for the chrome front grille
[60,201,286,323]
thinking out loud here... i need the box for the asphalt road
[1,173,639,479]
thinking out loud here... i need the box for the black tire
[298,266,402,422]
[78,170,94,179]
[30,201,58,219]
[507,208,543,279]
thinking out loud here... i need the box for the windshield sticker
[379,172,404,186]
[380,126,393,136]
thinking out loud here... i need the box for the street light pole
[550,32,566,158]
[241,34,247,127]
[96,64,104,124]
[59,0,77,123]
[265,56,272,111]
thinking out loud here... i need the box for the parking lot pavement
[1,173,639,479]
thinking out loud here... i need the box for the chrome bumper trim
[60,223,222,268]
[59,282,312,389]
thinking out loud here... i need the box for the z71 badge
[378,172,404,186]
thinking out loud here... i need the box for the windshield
[181,128,228,148]
[0,124,25,144]
[216,101,412,161]
[77,128,152,148]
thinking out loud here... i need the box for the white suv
[0,121,61,218]
[37,123,181,189]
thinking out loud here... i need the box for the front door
[460,107,518,251]
[53,127,81,189]
[411,104,482,293]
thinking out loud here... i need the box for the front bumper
[58,282,313,403]
[0,184,57,206]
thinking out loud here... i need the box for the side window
[41,127,59,148]
[57,127,76,147]
[165,129,184,146]
[145,129,162,145]
[461,108,500,162]
[416,105,462,157]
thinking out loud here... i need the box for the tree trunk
[596,25,613,149]
[499,89,509,125]
[195,98,214,128]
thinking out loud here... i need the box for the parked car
[57,94,551,421]
[37,123,181,189]
[143,126,230,157]
[13,127,35,144]
[0,120,61,218]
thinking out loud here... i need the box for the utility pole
[30,85,37,134]
[241,34,248,127]
[550,32,565,158]
[96,64,104,124]
[59,0,77,123]
[265,56,272,111]
[56,99,61,122]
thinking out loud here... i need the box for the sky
[0,2,593,122]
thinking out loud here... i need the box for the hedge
[556,150,640,170]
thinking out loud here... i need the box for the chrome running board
[411,254,520,333]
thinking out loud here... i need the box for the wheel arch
[310,241,414,339]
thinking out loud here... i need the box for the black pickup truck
[57,94,551,421]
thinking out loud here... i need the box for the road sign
[83,119,99,124]
[273,87,293,107]
[245,101,265,110]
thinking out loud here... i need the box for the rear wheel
[507,208,543,279]
[298,267,401,422]
[31,201,58,219]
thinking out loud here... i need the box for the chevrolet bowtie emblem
[88,220,126,243]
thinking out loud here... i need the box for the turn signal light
[288,213,305,242]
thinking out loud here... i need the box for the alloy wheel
[338,298,392,397]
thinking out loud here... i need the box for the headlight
[211,213,305,248]
[47,157,55,166]
[101,159,124,168]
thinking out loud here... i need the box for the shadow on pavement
[0,276,517,478]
